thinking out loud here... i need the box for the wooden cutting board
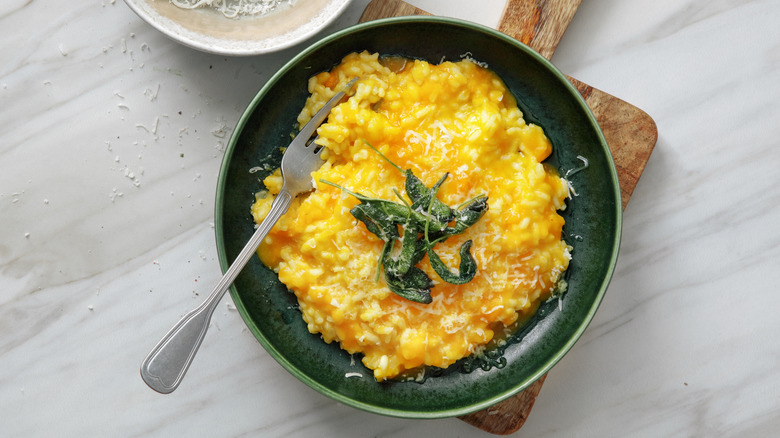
[360,0,657,434]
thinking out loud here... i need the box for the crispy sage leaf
[384,231,428,278]
[350,202,399,242]
[408,172,454,231]
[383,266,434,304]
[448,195,489,235]
[319,143,488,303]
[427,240,478,285]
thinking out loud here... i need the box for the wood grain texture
[359,0,656,434]
[359,0,430,21]
[499,0,582,60]
[567,76,657,209]
[458,374,548,435]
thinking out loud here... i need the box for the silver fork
[140,77,357,394]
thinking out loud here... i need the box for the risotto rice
[251,51,572,381]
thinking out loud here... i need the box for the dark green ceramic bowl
[216,16,621,418]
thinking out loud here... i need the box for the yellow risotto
[251,51,572,381]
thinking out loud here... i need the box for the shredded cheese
[170,0,291,18]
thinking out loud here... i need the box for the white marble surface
[2,0,779,436]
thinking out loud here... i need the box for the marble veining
[2,0,779,436]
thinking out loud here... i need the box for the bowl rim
[215,15,622,418]
[123,0,353,56]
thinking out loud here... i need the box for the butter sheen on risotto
[251,51,572,381]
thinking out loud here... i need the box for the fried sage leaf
[350,202,399,242]
[406,171,454,230]
[319,142,488,303]
[383,226,427,278]
[427,240,478,285]
[448,195,489,235]
[383,266,434,304]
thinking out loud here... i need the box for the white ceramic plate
[124,0,353,56]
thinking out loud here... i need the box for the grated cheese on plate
[170,0,292,18]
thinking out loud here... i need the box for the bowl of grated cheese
[123,0,353,56]
[215,16,621,418]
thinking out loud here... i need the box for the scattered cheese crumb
[144,84,160,101]
[211,117,230,138]
[109,187,123,203]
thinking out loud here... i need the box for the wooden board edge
[457,374,548,435]
[359,0,431,21]
[499,0,583,60]
[568,76,658,209]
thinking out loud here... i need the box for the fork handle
[140,191,293,394]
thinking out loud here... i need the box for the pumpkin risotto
[251,51,572,381]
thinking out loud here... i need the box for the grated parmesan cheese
[171,0,292,18]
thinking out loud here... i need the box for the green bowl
[216,16,621,418]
